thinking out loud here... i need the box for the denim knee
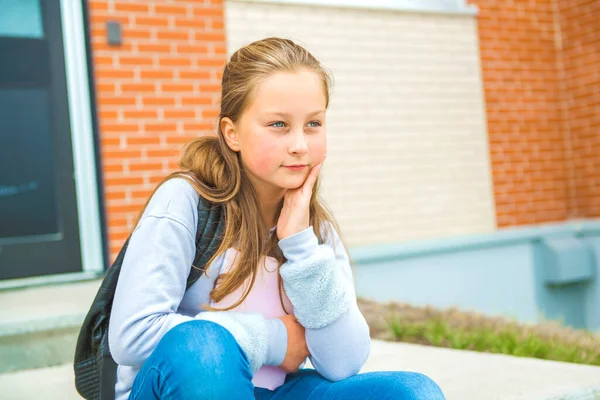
[152,320,253,397]
[391,372,445,400]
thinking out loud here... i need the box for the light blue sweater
[108,178,371,399]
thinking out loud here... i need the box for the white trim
[59,0,105,274]
[227,0,478,15]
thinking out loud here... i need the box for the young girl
[108,37,445,400]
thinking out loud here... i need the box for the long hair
[131,37,346,312]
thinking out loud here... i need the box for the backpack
[74,195,225,400]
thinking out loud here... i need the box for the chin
[276,178,304,190]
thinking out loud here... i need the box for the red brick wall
[88,1,226,260]
[558,0,600,218]
[472,0,600,227]
[470,0,573,227]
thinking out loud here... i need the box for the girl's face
[222,69,327,193]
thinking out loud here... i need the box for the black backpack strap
[186,195,225,290]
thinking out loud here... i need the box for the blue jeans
[129,320,446,400]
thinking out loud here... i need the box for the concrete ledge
[0,324,81,373]
[2,340,600,400]
[0,280,100,373]
[351,219,600,264]
[0,314,86,338]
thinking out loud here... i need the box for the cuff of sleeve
[278,226,319,263]
[265,318,288,367]
[279,244,355,329]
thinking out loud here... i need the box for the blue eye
[270,121,286,128]
[308,121,322,128]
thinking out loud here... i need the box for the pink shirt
[210,248,294,390]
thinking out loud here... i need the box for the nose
[289,129,308,155]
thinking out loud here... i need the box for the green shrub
[358,298,600,366]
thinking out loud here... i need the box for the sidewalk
[2,338,599,400]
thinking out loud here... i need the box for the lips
[283,164,308,170]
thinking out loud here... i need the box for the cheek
[244,137,280,175]
[309,136,327,160]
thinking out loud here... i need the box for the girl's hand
[277,163,322,240]
[277,314,309,372]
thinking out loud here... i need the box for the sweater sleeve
[108,178,285,373]
[277,224,371,381]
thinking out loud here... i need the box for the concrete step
[1,340,599,400]
[1,280,599,399]
[0,279,101,373]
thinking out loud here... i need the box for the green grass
[386,314,600,366]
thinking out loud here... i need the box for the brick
[100,123,139,133]
[121,83,156,92]
[144,123,177,133]
[104,177,144,187]
[123,110,159,119]
[99,110,119,119]
[102,150,141,160]
[174,18,207,29]
[158,56,193,67]
[192,7,223,18]
[201,109,219,119]
[98,96,137,107]
[195,58,226,67]
[154,4,188,15]
[107,203,147,215]
[194,32,225,42]
[105,191,127,201]
[181,96,215,106]
[210,19,225,30]
[134,16,170,27]
[183,123,214,131]
[179,70,211,80]
[156,31,190,41]
[89,1,108,12]
[126,136,162,146]
[129,162,164,172]
[198,84,220,93]
[164,109,196,119]
[114,2,149,13]
[147,149,180,158]
[93,56,113,66]
[148,175,168,185]
[212,45,227,55]
[141,96,177,106]
[176,44,210,54]
[131,189,153,200]
[124,28,152,39]
[96,83,117,94]
[103,163,124,173]
[140,69,175,81]
[165,135,198,145]
[101,137,121,147]
[95,69,135,79]
[161,83,194,92]
[137,43,172,53]
[119,56,154,66]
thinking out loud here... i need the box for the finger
[303,163,322,193]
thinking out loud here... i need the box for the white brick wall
[225,0,496,247]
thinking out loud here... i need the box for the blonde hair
[132,37,345,312]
